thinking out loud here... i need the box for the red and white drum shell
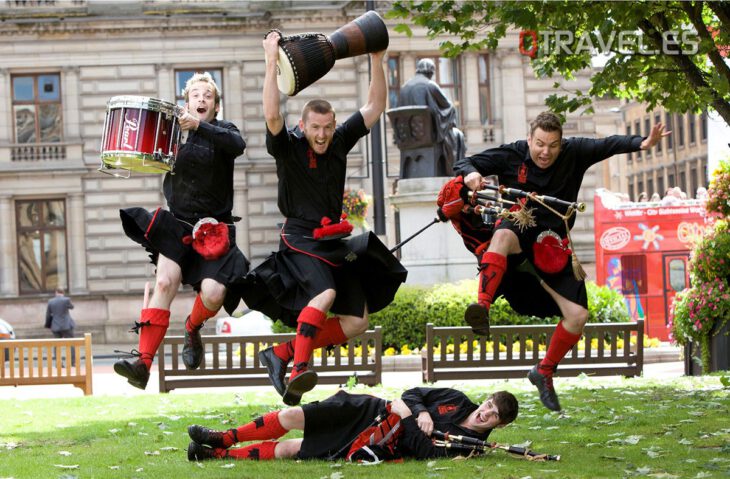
[99,96,181,175]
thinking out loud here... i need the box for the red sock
[226,441,278,461]
[477,252,507,309]
[187,294,218,331]
[273,317,348,362]
[290,306,327,381]
[224,411,287,447]
[540,321,582,375]
[137,308,170,369]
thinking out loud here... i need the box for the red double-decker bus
[593,189,711,340]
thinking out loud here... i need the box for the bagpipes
[432,430,561,462]
[468,184,587,280]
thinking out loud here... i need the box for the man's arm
[359,50,387,129]
[263,31,284,136]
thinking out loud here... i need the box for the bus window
[620,255,647,295]
[668,259,687,292]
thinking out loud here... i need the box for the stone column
[0,69,11,144]
[224,61,244,129]
[62,66,81,140]
[0,194,16,296]
[67,192,88,293]
[156,64,174,102]
[461,52,482,148]
[498,51,527,142]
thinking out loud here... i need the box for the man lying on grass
[187,387,518,462]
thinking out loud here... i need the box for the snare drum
[99,96,181,177]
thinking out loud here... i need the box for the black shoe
[188,425,232,449]
[528,364,561,411]
[113,358,150,390]
[282,368,317,406]
[464,303,490,336]
[259,347,289,397]
[182,317,204,370]
[187,441,219,461]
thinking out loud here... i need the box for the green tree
[388,1,730,123]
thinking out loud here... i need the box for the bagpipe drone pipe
[432,430,561,462]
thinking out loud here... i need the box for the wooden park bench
[422,321,644,382]
[158,327,383,393]
[0,333,93,395]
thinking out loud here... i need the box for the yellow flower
[384,347,396,356]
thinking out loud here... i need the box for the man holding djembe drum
[242,20,406,406]
[113,72,249,390]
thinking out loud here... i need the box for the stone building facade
[0,0,619,342]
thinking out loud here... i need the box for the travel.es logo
[519,29,700,58]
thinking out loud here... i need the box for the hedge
[272,279,631,349]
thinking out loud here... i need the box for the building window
[644,117,651,158]
[16,199,68,295]
[668,173,675,189]
[11,73,63,143]
[418,55,462,124]
[657,174,664,199]
[638,180,644,196]
[680,170,687,193]
[647,178,654,197]
[634,120,641,160]
[677,114,685,148]
[387,55,400,108]
[700,111,707,141]
[690,166,698,198]
[626,125,632,163]
[478,54,491,126]
[665,112,673,149]
[175,69,224,117]
[688,114,696,144]
[628,179,634,200]
[654,113,662,154]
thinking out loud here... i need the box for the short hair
[529,111,563,138]
[55,287,64,295]
[183,72,221,106]
[492,390,519,425]
[301,99,335,123]
[416,58,436,79]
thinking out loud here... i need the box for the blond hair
[182,72,221,106]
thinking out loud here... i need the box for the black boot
[113,358,150,390]
[182,316,204,370]
[464,303,490,336]
[528,364,561,411]
[187,441,222,461]
[282,363,317,406]
[188,425,235,448]
[259,347,289,397]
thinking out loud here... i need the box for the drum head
[100,152,172,173]
[107,95,176,116]
[277,47,297,96]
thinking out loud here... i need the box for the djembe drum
[275,10,389,96]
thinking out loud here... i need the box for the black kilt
[119,207,250,315]
[494,219,587,318]
[240,220,407,327]
[298,390,387,459]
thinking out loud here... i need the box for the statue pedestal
[389,177,475,285]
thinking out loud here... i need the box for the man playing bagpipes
[240,32,406,407]
[114,73,249,389]
[186,386,518,462]
[441,111,668,411]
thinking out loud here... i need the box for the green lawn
[1,374,729,479]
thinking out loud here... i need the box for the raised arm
[359,50,387,129]
[263,31,284,135]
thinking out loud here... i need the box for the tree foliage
[388,1,730,123]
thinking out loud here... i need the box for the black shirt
[163,119,245,222]
[266,112,369,225]
[398,387,491,459]
[454,135,643,231]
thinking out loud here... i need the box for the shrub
[705,158,730,218]
[690,219,730,284]
[370,279,626,349]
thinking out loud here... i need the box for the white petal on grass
[220,463,235,469]
[144,450,160,456]
[160,447,179,452]
[53,464,79,469]
[58,451,72,456]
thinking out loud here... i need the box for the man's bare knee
[309,289,336,312]
[275,438,303,459]
[200,279,226,309]
[277,407,304,431]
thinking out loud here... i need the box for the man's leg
[183,279,225,370]
[465,229,520,335]
[280,289,335,406]
[187,407,304,461]
[114,255,179,389]
[528,282,588,411]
